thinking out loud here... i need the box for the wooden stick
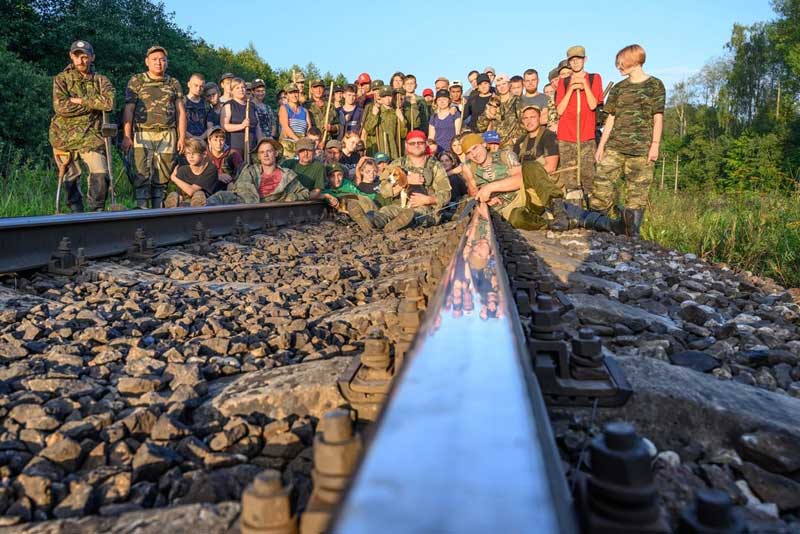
[660,155,666,189]
[244,97,251,165]
[321,81,335,147]
[575,89,582,191]
[674,154,679,192]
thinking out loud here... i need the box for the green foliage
[644,188,800,287]
[0,44,52,154]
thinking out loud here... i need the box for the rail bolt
[678,489,745,534]
[531,295,563,330]
[590,422,654,488]
[572,328,602,359]
[240,469,297,534]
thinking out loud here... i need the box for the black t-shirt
[176,163,220,195]
[184,97,208,137]
[465,92,491,131]
[357,180,380,195]
[513,129,559,163]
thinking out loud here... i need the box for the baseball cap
[483,131,501,144]
[325,139,342,150]
[484,66,495,74]
[435,89,450,99]
[357,72,372,85]
[251,78,266,89]
[494,73,510,84]
[334,85,343,93]
[548,67,559,81]
[374,152,389,163]
[292,71,305,82]
[146,45,167,57]
[557,59,571,74]
[283,83,300,93]
[378,86,394,98]
[422,88,434,97]
[311,79,325,88]
[521,105,542,114]
[70,40,94,56]
[220,72,235,83]
[407,130,427,142]
[567,45,586,59]
[450,80,463,88]
[295,137,316,152]
[370,79,385,91]
[326,163,345,176]
[476,73,491,85]
[207,126,225,138]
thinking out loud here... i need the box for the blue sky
[163,0,776,91]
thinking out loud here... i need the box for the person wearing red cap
[347,130,452,234]
[355,72,373,107]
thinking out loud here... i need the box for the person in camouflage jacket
[362,87,408,159]
[49,40,115,212]
[476,74,522,149]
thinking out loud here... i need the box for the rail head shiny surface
[332,204,577,534]
[0,201,326,273]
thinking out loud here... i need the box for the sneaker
[383,208,415,233]
[164,192,180,208]
[347,199,374,233]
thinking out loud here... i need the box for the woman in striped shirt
[278,83,311,158]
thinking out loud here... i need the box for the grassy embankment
[644,188,800,288]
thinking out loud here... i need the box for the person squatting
[50,41,664,237]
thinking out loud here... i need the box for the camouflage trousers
[499,161,564,230]
[558,139,596,202]
[590,149,654,213]
[370,203,438,228]
[53,148,109,211]
[133,129,176,187]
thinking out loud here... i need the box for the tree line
[661,0,800,193]
[0,0,345,159]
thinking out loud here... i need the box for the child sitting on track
[165,138,221,208]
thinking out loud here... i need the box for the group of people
[49,40,665,236]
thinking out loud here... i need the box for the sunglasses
[407,141,426,146]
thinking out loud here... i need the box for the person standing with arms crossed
[49,40,115,212]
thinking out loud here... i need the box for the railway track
[0,202,798,533]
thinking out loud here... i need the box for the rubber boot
[347,199,375,234]
[578,211,626,234]
[383,208,415,233]
[134,186,150,209]
[547,198,570,231]
[372,211,391,230]
[64,179,85,213]
[623,208,644,238]
[151,184,166,209]
[86,173,109,211]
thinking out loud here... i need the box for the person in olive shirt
[280,137,325,199]
[593,44,665,238]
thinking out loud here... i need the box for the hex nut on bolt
[240,469,297,534]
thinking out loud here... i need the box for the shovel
[102,112,126,211]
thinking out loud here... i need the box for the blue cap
[374,152,390,163]
[483,131,501,144]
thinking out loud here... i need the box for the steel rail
[332,203,578,534]
[0,201,326,274]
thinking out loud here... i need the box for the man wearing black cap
[464,73,492,131]
[49,40,115,212]
[305,79,338,140]
[122,45,187,208]
[219,72,235,104]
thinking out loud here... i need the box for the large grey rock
[738,430,800,474]
[737,462,800,512]
[568,293,678,333]
[552,355,800,454]
[197,356,351,422]
[0,501,240,533]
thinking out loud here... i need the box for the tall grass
[0,145,135,217]
[644,188,800,288]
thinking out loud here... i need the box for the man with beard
[49,40,115,212]
[347,130,451,233]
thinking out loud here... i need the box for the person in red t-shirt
[555,45,603,207]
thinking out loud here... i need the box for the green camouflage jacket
[304,99,339,137]
[477,95,523,147]
[125,72,183,130]
[402,96,428,131]
[378,155,451,210]
[231,164,309,204]
[362,105,408,159]
[49,65,115,152]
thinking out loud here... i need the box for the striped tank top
[284,104,308,136]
